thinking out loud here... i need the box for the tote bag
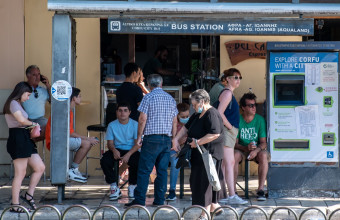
[196,143,221,191]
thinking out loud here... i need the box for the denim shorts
[69,137,81,151]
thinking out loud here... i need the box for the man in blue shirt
[125,74,178,207]
[22,65,51,141]
[100,102,140,200]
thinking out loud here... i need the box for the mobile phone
[40,75,44,82]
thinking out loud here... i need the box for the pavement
[1,176,340,219]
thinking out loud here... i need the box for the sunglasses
[230,76,242,80]
[245,104,256,108]
[33,89,39,98]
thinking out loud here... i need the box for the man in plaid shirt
[125,74,178,207]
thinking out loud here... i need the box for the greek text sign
[108,18,314,35]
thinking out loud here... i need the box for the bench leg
[245,159,249,199]
[180,167,184,199]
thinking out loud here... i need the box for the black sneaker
[151,202,164,207]
[124,200,144,208]
[165,190,177,201]
[257,190,266,201]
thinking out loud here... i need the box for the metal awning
[48,1,340,18]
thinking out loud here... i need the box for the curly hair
[239,92,257,107]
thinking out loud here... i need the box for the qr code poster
[51,80,72,101]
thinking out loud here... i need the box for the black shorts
[7,128,37,160]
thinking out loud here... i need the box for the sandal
[210,209,224,217]
[197,215,208,220]
[9,203,26,213]
[20,192,37,210]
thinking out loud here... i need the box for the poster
[269,52,338,163]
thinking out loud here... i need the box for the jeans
[169,150,180,192]
[134,135,171,205]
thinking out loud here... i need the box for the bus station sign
[108,18,314,36]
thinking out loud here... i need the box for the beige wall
[25,0,101,176]
[220,35,302,104]
[220,35,302,176]
[0,0,25,89]
[75,18,101,175]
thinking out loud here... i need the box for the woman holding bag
[3,81,45,212]
[172,89,226,220]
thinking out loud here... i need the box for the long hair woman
[3,81,45,212]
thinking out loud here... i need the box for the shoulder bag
[195,140,221,191]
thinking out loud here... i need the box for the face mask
[197,106,203,113]
[179,117,189,124]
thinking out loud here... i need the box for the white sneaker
[128,185,137,198]
[109,185,121,201]
[228,195,248,205]
[68,168,87,183]
[219,197,229,203]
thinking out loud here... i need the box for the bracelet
[194,138,199,146]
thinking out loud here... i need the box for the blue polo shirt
[22,85,49,119]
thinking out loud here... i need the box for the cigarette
[247,155,250,160]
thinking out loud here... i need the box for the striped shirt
[138,87,178,136]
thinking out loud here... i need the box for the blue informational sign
[327,151,334,158]
[108,18,314,35]
[270,52,339,73]
[268,49,339,163]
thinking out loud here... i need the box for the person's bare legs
[200,203,221,218]
[12,158,28,204]
[26,154,45,198]
[222,147,235,196]
[233,151,244,193]
[256,151,268,191]
[73,139,92,164]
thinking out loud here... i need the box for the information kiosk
[267,42,340,197]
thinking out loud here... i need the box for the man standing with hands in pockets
[125,74,178,207]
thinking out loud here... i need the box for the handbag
[175,142,191,169]
[175,116,199,169]
[196,142,221,191]
[30,124,41,139]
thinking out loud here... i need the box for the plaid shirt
[138,87,178,136]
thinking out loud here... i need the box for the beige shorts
[223,126,238,148]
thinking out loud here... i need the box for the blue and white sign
[327,151,334,158]
[268,48,339,163]
[51,80,72,101]
[270,52,339,73]
[108,18,314,36]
